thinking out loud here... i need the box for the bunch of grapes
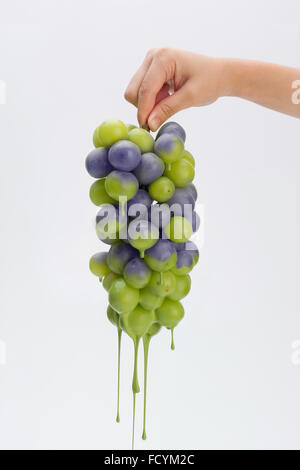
[86,118,199,448]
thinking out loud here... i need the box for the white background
[0,0,299,450]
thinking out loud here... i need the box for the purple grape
[133,152,165,185]
[144,239,177,272]
[167,187,195,210]
[156,121,186,143]
[108,140,141,172]
[127,189,152,221]
[183,240,199,253]
[123,257,151,288]
[107,242,138,274]
[154,134,184,164]
[171,250,194,275]
[127,189,152,210]
[85,147,113,178]
[178,241,199,265]
[191,211,200,232]
[174,242,186,252]
[171,241,199,274]
[185,183,197,202]
[150,203,171,228]
[176,250,194,268]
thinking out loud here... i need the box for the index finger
[137,57,172,127]
[124,52,154,107]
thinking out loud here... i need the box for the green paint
[116,327,122,423]
[131,337,140,450]
[132,337,140,394]
[132,392,137,450]
[171,328,175,350]
[142,334,151,440]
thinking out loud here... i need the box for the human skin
[124,48,300,130]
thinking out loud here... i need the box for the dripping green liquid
[142,334,151,440]
[116,327,122,422]
[131,337,140,450]
[171,328,175,350]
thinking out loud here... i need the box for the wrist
[217,58,241,98]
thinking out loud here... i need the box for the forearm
[221,58,300,118]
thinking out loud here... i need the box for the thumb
[147,85,192,132]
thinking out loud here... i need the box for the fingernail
[148,116,159,131]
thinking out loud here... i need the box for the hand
[124,48,227,131]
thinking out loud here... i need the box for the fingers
[136,57,172,127]
[147,84,194,131]
[124,51,154,107]
[154,82,171,106]
[125,48,178,128]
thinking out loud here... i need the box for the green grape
[126,123,137,132]
[146,322,161,337]
[148,177,175,202]
[120,306,155,338]
[128,220,159,257]
[89,252,110,278]
[147,271,176,297]
[156,298,184,329]
[168,274,191,301]
[171,264,192,276]
[89,179,115,206]
[182,150,195,167]
[128,128,154,153]
[93,127,104,147]
[127,306,156,338]
[98,119,128,146]
[107,305,120,327]
[164,216,193,243]
[139,287,164,310]
[109,278,139,314]
[105,171,138,204]
[103,272,121,292]
[164,158,195,187]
